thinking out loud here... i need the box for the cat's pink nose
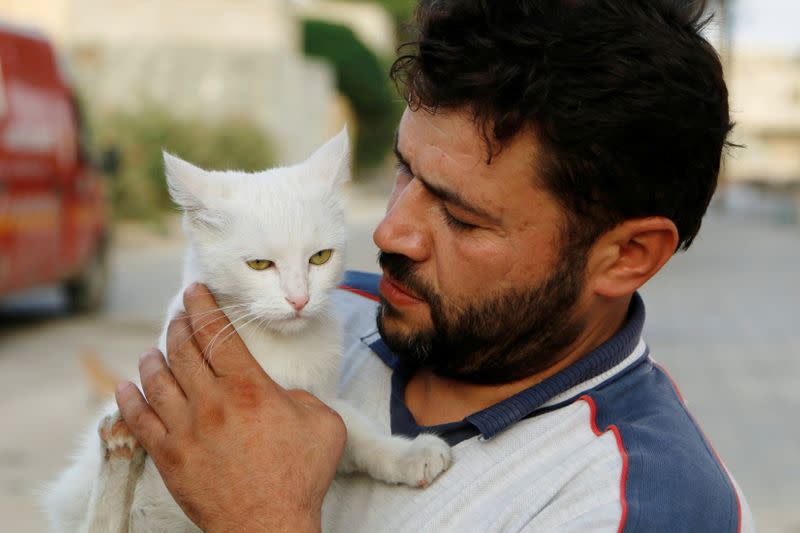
[286,294,309,312]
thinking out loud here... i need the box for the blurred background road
[1,0,798,531]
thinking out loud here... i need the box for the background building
[0,0,339,163]
[726,52,800,185]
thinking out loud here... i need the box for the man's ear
[586,217,679,298]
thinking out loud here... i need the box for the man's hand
[115,283,347,533]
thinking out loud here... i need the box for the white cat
[42,129,451,532]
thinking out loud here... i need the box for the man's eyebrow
[392,134,501,225]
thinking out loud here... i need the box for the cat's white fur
[42,129,451,532]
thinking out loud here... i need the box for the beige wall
[0,0,69,43]
[0,0,341,164]
[73,45,336,164]
[64,0,297,51]
[0,0,297,50]
[726,52,800,184]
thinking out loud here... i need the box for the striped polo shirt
[321,271,754,533]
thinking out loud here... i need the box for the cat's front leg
[79,412,146,533]
[330,399,452,488]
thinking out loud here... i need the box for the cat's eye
[309,249,333,265]
[246,259,273,271]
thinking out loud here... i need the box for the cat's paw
[98,412,142,460]
[399,434,452,488]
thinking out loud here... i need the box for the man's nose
[373,179,430,263]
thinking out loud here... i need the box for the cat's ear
[304,126,351,188]
[164,152,207,210]
[163,152,226,231]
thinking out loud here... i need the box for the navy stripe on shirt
[587,361,742,532]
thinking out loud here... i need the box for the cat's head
[164,128,350,334]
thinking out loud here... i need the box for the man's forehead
[396,109,489,170]
[396,108,542,190]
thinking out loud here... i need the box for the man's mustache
[377,252,434,302]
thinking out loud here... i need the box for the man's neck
[404,298,630,426]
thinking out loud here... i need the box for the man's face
[373,108,589,385]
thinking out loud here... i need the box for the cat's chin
[268,315,314,335]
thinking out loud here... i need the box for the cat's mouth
[274,313,309,325]
[267,313,312,334]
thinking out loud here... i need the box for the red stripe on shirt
[580,395,629,533]
[338,285,380,302]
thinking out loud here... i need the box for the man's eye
[442,207,476,231]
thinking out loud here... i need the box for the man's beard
[376,248,587,385]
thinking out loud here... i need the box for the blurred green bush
[93,107,275,220]
[303,18,399,172]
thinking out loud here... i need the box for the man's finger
[182,283,270,380]
[166,312,215,395]
[115,380,166,453]
[139,349,188,430]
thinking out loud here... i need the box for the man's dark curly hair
[391,0,733,250]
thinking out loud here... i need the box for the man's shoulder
[331,271,390,381]
[332,271,381,338]
[337,271,381,303]
[585,360,751,532]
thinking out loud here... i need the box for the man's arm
[116,283,347,533]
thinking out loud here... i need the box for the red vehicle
[0,22,114,312]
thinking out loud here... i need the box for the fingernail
[139,348,160,363]
[116,381,134,395]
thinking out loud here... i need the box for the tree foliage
[303,18,398,171]
[93,107,275,220]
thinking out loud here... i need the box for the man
[116,0,754,531]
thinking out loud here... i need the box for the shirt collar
[363,292,649,442]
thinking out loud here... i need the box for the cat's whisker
[168,313,236,355]
[202,311,260,360]
[224,311,265,337]
[200,313,252,356]
[170,307,248,373]
[166,303,247,345]
[207,313,266,362]
[184,304,249,327]
[181,304,249,337]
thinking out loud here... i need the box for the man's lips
[379,274,425,306]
